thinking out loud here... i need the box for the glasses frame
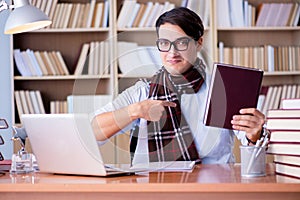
[156,37,193,52]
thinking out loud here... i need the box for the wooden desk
[0,163,299,200]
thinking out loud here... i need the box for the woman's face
[157,23,202,75]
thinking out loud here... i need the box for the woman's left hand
[231,108,265,143]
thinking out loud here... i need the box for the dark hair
[155,7,204,41]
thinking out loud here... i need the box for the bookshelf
[7,0,300,163]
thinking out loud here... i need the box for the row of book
[218,43,300,72]
[15,92,112,121]
[117,42,161,77]
[30,0,109,29]
[117,0,209,28]
[14,90,46,122]
[117,0,175,28]
[258,84,300,116]
[217,0,300,27]
[14,49,69,77]
[14,41,163,77]
[74,41,111,76]
[256,2,300,27]
[266,98,300,179]
[50,101,68,114]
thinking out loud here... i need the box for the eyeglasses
[156,37,193,52]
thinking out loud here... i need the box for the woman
[91,7,265,165]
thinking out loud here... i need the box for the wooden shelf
[14,75,111,80]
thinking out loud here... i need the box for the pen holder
[10,150,34,174]
[240,145,266,177]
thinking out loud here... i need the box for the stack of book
[266,98,300,179]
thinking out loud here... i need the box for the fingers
[239,108,265,119]
[161,101,177,107]
[232,108,265,142]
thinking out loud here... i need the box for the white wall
[0,8,14,159]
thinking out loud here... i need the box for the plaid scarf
[147,58,205,162]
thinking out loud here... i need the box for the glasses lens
[157,39,171,52]
[174,38,190,51]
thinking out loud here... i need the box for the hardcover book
[204,63,263,130]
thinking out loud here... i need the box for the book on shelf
[34,51,48,75]
[62,3,73,28]
[138,1,153,27]
[203,63,263,130]
[274,162,300,179]
[228,0,244,27]
[86,0,96,28]
[101,0,109,27]
[14,91,24,118]
[69,3,81,28]
[13,49,31,76]
[55,51,70,75]
[74,43,90,75]
[44,0,54,17]
[82,2,91,28]
[144,2,160,27]
[48,0,58,22]
[117,0,136,28]
[24,91,35,114]
[186,0,209,27]
[132,3,146,27]
[20,50,39,76]
[126,2,141,28]
[92,2,104,28]
[26,49,43,76]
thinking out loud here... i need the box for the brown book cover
[204,63,263,130]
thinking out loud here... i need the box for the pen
[255,136,269,158]
[246,137,264,174]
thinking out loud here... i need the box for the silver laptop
[21,113,143,176]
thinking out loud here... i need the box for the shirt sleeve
[91,80,149,135]
[234,130,248,145]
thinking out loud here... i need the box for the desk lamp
[0,0,52,34]
[0,0,51,172]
